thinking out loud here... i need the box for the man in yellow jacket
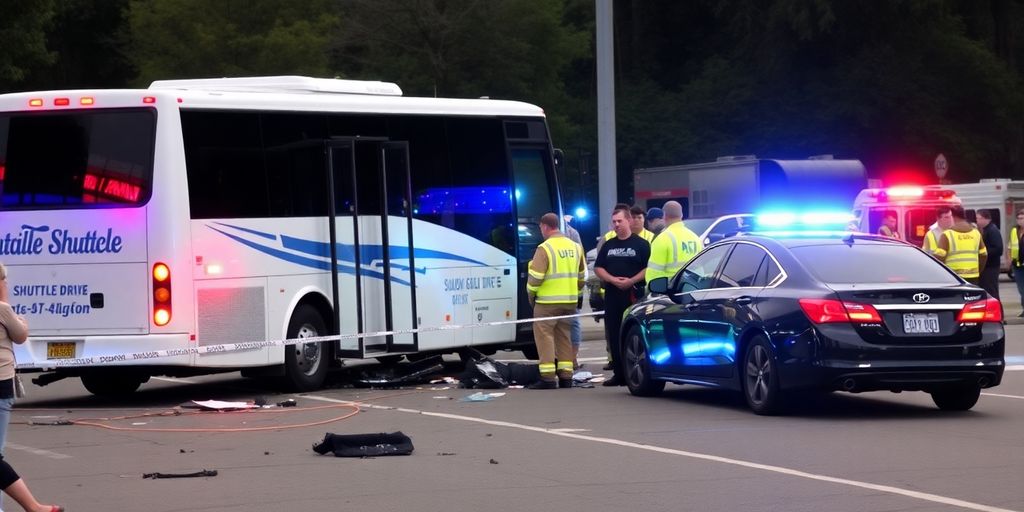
[935,206,987,285]
[923,206,954,258]
[526,213,585,389]
[1011,208,1024,318]
[646,201,703,282]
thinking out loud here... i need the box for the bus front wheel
[284,305,330,391]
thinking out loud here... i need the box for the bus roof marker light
[28,99,43,107]
[80,97,94,106]
[54,98,70,106]
[143,96,157,104]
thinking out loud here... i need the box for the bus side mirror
[648,277,669,295]
[553,148,565,171]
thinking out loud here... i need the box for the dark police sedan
[622,232,1005,415]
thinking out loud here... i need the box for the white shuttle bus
[0,76,561,394]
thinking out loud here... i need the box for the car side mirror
[648,277,669,295]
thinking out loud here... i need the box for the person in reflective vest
[935,206,987,285]
[1011,208,1024,317]
[526,213,585,389]
[923,206,954,257]
[646,200,703,282]
[602,204,656,244]
[877,211,902,239]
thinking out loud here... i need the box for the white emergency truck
[850,186,962,248]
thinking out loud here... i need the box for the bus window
[447,118,514,253]
[182,111,269,219]
[0,109,155,209]
[511,147,556,262]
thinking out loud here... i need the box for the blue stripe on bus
[213,222,278,240]
[206,226,412,286]
[278,235,487,269]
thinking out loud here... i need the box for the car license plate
[903,313,940,334]
[46,342,76,359]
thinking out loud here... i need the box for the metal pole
[596,0,616,231]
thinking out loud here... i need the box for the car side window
[675,244,731,293]
[718,243,767,288]
[752,253,782,287]
[710,217,740,235]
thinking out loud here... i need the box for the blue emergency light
[751,210,856,237]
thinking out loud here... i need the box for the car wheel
[623,325,665,396]
[284,305,330,392]
[742,337,784,415]
[930,386,981,411]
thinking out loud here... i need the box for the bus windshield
[0,108,155,210]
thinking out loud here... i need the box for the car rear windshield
[790,242,960,284]
[0,108,155,210]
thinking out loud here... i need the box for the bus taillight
[153,263,171,326]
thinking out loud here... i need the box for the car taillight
[799,299,882,324]
[152,262,171,326]
[957,298,1002,323]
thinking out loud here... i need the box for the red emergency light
[885,186,924,198]
[871,186,956,202]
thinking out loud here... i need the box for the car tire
[930,386,981,411]
[623,325,665,397]
[742,336,785,415]
[284,305,330,392]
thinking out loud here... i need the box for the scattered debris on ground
[313,431,414,457]
[142,469,218,479]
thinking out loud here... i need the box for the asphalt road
[6,280,1024,512]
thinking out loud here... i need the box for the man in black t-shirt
[594,205,650,387]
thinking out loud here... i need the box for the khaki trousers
[532,303,576,382]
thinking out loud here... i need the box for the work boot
[1018,311,1024,318]
[602,376,624,387]
[602,363,613,371]
[527,380,557,390]
[559,379,573,389]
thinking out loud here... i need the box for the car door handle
[734,296,753,305]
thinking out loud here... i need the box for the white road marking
[6,443,71,460]
[303,394,1017,512]
[982,392,1024,400]
[1005,365,1024,372]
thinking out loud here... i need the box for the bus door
[327,140,418,359]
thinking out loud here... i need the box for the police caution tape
[17,311,604,369]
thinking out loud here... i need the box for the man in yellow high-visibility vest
[935,206,987,285]
[923,206,954,258]
[1011,208,1024,318]
[646,201,703,282]
[526,213,585,389]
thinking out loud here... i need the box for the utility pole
[596,0,616,229]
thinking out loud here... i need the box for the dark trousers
[978,266,1003,301]
[979,266,1001,301]
[603,294,631,380]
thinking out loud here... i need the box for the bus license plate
[46,342,76,359]
[903,313,940,334]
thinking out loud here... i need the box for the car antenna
[842,232,856,247]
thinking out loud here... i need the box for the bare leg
[3,478,60,512]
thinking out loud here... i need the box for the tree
[0,0,56,92]
[127,0,341,85]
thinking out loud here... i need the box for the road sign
[934,153,948,179]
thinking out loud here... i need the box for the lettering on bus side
[0,225,123,256]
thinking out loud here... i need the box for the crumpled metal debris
[354,357,445,387]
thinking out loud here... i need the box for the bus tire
[284,305,330,391]
[81,373,146,396]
